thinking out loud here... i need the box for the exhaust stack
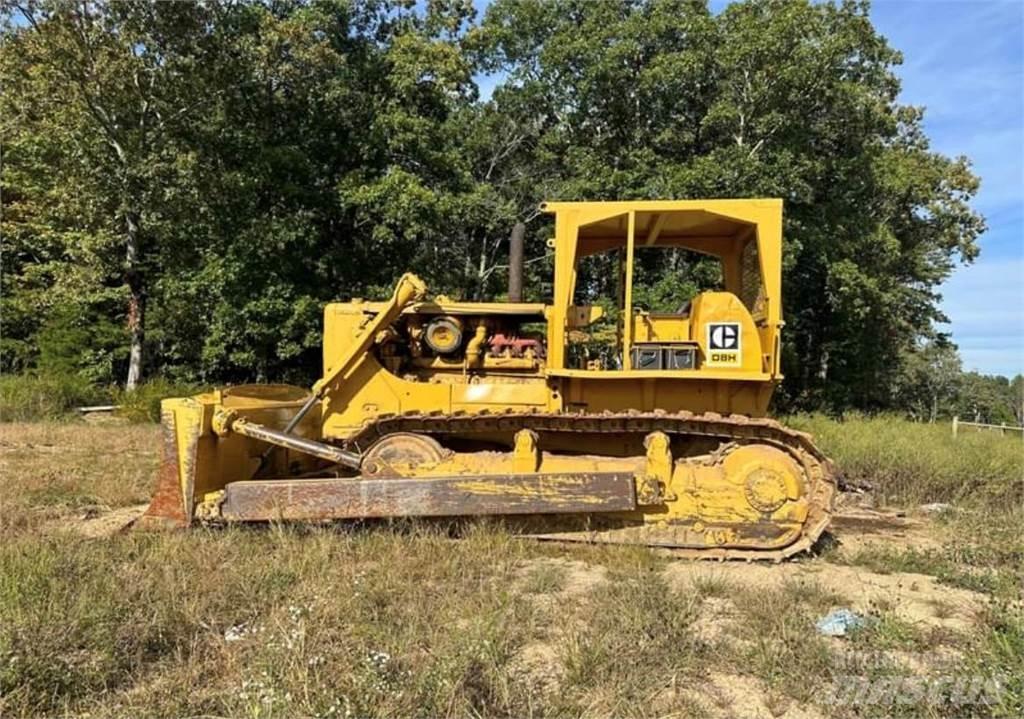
[508,221,525,302]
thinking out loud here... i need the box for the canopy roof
[542,202,763,257]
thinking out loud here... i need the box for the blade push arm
[283,273,427,434]
[313,272,427,397]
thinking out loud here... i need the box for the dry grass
[787,413,1024,507]
[0,419,1021,718]
[0,422,159,535]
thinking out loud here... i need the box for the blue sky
[476,0,1024,377]
[869,1,1023,377]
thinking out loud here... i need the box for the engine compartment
[378,313,548,381]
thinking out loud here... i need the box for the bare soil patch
[668,559,983,641]
[829,504,943,553]
[673,672,824,719]
[42,503,148,538]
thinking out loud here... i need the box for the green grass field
[0,417,1021,718]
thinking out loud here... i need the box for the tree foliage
[0,0,1010,416]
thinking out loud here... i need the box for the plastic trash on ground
[816,608,868,637]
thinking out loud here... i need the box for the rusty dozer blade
[210,473,637,522]
[136,403,195,530]
[139,389,642,527]
[139,384,327,529]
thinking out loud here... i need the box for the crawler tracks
[344,410,838,561]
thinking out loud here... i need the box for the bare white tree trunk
[124,211,145,390]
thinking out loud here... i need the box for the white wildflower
[224,623,249,642]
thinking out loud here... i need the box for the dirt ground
[505,506,990,719]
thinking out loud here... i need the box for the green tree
[3,0,487,384]
[168,0,485,382]
[2,0,233,387]
[893,339,962,422]
[1012,375,1024,426]
[954,372,1022,426]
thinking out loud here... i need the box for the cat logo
[706,322,741,367]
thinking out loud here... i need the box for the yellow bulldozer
[142,199,836,559]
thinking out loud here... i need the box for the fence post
[952,416,958,439]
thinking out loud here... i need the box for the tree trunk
[816,348,829,381]
[476,235,488,300]
[124,211,145,390]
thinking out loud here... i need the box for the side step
[214,472,638,522]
